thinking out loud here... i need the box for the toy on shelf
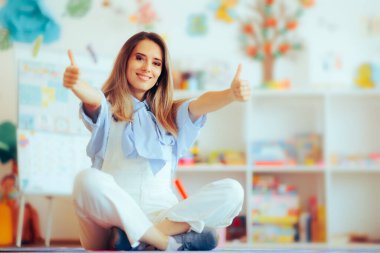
[173,69,207,91]
[208,149,246,165]
[355,63,380,89]
[178,151,195,166]
[297,195,326,243]
[251,140,296,166]
[190,141,201,163]
[330,152,380,167]
[307,195,326,243]
[251,175,299,243]
[226,215,246,242]
[293,133,323,166]
[252,133,323,167]
[178,141,202,166]
[263,79,291,90]
[355,63,376,89]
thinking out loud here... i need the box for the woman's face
[127,39,163,101]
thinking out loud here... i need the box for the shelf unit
[174,88,380,247]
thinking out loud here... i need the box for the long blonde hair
[102,32,184,136]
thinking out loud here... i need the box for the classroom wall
[0,0,380,240]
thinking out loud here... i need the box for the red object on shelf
[175,179,188,199]
[254,161,287,166]
[254,160,297,166]
[178,158,194,166]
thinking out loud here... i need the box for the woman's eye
[154,62,161,67]
[136,55,143,60]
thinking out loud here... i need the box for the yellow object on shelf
[355,63,375,89]
[317,205,326,242]
[252,215,298,225]
[0,201,13,245]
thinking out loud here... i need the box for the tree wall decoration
[240,0,314,86]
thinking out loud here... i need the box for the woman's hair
[102,31,184,136]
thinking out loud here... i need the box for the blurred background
[0,0,380,249]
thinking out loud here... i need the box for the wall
[0,0,380,240]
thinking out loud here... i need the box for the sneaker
[108,226,132,251]
[173,227,219,251]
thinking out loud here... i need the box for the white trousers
[73,168,244,250]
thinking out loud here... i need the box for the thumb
[67,49,77,66]
[233,64,242,81]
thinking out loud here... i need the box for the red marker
[175,179,188,199]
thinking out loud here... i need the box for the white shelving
[178,164,246,172]
[175,88,380,247]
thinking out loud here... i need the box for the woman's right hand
[63,49,80,89]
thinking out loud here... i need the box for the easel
[16,193,54,247]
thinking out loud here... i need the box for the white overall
[73,119,244,250]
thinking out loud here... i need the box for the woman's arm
[63,50,102,120]
[188,64,251,122]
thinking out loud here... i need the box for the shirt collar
[131,96,149,111]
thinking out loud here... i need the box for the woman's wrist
[225,88,236,102]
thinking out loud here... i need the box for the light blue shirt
[79,92,206,174]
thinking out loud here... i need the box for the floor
[1,241,380,252]
[1,248,380,252]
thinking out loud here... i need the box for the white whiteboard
[17,130,90,195]
[16,50,111,195]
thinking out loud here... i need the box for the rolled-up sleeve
[175,100,207,158]
[79,91,109,168]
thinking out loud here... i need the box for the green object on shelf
[0,121,16,164]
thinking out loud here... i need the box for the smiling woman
[126,40,163,101]
[62,31,250,251]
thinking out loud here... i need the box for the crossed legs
[73,169,243,250]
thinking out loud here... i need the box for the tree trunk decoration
[263,54,274,82]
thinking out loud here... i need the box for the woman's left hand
[230,64,251,102]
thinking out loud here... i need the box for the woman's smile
[136,73,152,81]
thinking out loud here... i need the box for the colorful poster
[18,60,108,135]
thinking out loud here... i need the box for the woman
[63,31,251,251]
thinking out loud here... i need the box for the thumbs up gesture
[63,49,80,89]
[230,64,251,102]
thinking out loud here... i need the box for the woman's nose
[142,61,152,72]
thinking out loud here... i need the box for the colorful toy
[251,175,300,243]
[355,63,376,89]
[208,150,245,165]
